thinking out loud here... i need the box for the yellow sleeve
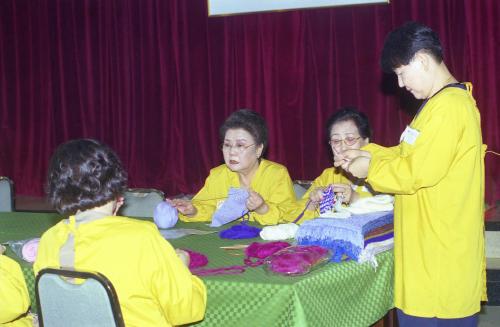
[0,256,30,325]
[146,233,206,325]
[250,164,296,225]
[366,101,464,195]
[178,166,231,222]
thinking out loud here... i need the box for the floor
[13,195,500,326]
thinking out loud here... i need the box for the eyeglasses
[220,143,256,153]
[329,136,361,147]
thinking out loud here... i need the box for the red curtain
[0,0,499,203]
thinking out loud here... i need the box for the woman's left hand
[246,190,269,214]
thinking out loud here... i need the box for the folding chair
[35,268,125,327]
[118,188,165,218]
[293,180,312,200]
[0,176,14,212]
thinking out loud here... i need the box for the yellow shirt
[0,256,32,327]
[364,83,485,318]
[34,215,206,327]
[179,159,296,225]
[292,167,374,223]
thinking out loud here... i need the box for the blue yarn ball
[154,201,178,229]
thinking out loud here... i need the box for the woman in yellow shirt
[34,139,206,327]
[0,248,32,327]
[170,109,296,225]
[294,107,375,223]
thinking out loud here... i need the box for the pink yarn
[245,241,290,259]
[265,245,331,276]
[21,238,40,263]
[184,249,209,269]
[244,241,290,267]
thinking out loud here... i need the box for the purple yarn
[219,223,261,239]
[154,201,178,229]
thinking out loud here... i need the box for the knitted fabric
[210,187,250,227]
[319,185,335,214]
[296,211,393,262]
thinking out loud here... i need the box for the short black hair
[219,109,268,153]
[326,106,372,139]
[46,138,127,215]
[380,21,443,73]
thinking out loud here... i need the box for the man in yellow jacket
[335,22,485,326]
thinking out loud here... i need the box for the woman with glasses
[169,109,296,225]
[294,107,375,223]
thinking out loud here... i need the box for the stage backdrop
[0,0,498,203]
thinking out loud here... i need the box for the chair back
[0,176,14,212]
[118,188,165,218]
[293,180,312,200]
[35,268,125,327]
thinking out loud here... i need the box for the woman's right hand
[307,187,325,210]
[166,198,197,217]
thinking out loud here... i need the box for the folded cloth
[358,237,394,268]
[260,223,299,241]
[211,187,249,227]
[296,211,393,262]
[346,194,394,214]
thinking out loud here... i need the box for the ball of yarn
[260,223,299,241]
[183,249,209,270]
[154,201,178,229]
[219,224,261,239]
[22,238,40,263]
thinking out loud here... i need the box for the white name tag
[400,125,420,145]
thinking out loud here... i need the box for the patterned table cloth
[1,212,394,327]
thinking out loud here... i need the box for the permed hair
[46,138,127,215]
[219,109,268,153]
[326,106,372,140]
[380,21,443,73]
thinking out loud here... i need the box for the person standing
[335,22,485,326]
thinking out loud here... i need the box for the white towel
[346,194,394,214]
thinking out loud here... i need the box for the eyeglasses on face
[329,136,361,147]
[220,143,256,153]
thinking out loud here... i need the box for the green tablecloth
[0,212,394,327]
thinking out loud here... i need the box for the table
[1,212,394,327]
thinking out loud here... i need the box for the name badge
[400,125,420,145]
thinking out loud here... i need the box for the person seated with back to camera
[168,109,296,225]
[34,139,206,327]
[0,245,33,327]
[293,107,377,223]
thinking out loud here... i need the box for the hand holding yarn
[175,249,190,267]
[308,187,326,210]
[331,183,353,204]
[167,198,197,217]
[246,189,268,214]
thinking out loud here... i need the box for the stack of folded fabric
[296,210,393,265]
